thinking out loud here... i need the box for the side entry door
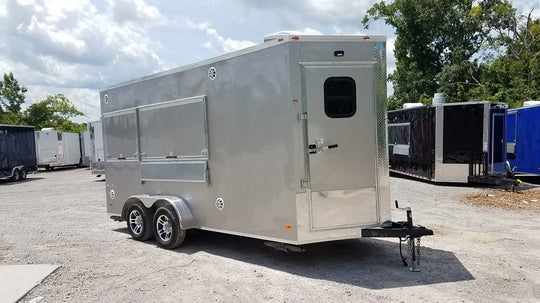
[303,64,378,229]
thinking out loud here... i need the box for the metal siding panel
[140,161,207,182]
[138,97,208,158]
[103,111,138,160]
[102,43,299,242]
[511,106,540,174]
[387,107,435,180]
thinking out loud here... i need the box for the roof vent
[432,93,445,105]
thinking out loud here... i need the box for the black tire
[153,206,185,249]
[20,168,27,180]
[126,203,154,241]
[11,169,20,181]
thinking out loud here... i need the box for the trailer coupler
[361,201,433,272]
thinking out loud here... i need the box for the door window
[324,77,356,118]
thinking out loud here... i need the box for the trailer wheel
[20,168,27,180]
[11,169,20,181]
[153,206,185,249]
[126,203,154,241]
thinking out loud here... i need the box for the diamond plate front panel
[310,188,378,230]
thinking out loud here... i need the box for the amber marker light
[291,36,299,40]
[285,225,292,229]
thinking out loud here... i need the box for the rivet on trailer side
[101,33,433,271]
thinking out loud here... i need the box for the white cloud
[204,28,256,54]
[110,0,163,25]
[302,0,374,21]
[332,26,366,35]
[298,27,324,35]
[1,0,166,84]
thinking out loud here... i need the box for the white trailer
[36,128,81,170]
[102,34,432,270]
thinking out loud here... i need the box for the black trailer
[0,124,37,181]
[387,101,507,184]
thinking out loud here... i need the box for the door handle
[308,143,338,154]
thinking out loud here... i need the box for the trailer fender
[124,194,196,230]
[10,165,26,179]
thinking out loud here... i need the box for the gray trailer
[80,128,91,167]
[101,34,432,268]
[36,128,81,170]
[0,124,37,181]
[89,120,105,176]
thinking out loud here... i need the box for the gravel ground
[1,168,539,303]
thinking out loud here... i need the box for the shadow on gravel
[391,172,540,191]
[114,228,473,289]
[0,177,44,185]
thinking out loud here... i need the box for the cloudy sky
[1,0,538,123]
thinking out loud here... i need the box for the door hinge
[297,112,307,122]
[301,179,309,189]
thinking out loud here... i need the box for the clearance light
[291,36,299,40]
[278,38,284,42]
[285,225,292,229]
[363,36,370,40]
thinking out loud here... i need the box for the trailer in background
[506,101,540,175]
[80,128,91,167]
[36,128,81,170]
[0,124,37,181]
[89,120,105,176]
[388,99,507,184]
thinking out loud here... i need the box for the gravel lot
[1,168,539,302]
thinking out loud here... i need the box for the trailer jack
[361,200,433,272]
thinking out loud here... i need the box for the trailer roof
[0,124,35,129]
[102,35,386,92]
[508,103,540,111]
[388,100,507,113]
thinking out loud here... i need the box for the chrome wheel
[129,209,144,235]
[152,206,185,249]
[156,214,173,242]
[126,203,154,241]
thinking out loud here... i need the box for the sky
[1,0,539,123]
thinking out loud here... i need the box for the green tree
[481,11,540,107]
[23,94,86,132]
[0,72,28,124]
[363,0,515,108]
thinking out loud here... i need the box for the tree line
[363,0,539,109]
[0,72,86,132]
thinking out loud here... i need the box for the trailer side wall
[0,125,37,179]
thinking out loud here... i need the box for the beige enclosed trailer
[101,34,431,269]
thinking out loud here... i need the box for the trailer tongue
[361,201,433,272]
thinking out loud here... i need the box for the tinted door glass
[324,77,356,118]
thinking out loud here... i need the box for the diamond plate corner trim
[374,41,391,222]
